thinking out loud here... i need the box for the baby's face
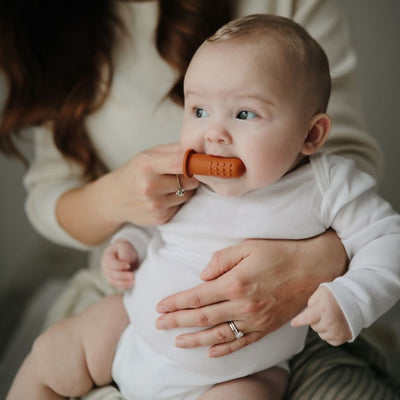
[180,40,311,197]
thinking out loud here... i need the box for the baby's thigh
[76,294,129,386]
[199,366,288,400]
[31,294,128,395]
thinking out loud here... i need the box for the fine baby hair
[206,14,331,115]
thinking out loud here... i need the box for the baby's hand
[101,238,138,289]
[291,285,352,346]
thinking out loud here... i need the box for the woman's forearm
[299,229,348,291]
[56,173,122,246]
[55,144,199,246]
[281,229,348,318]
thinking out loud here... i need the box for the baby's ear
[301,113,331,155]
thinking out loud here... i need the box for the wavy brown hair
[0,0,232,178]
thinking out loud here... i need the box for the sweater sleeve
[23,125,92,250]
[316,155,400,341]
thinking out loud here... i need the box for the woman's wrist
[290,230,347,304]
[304,229,348,282]
[56,173,122,246]
[272,230,348,321]
[90,170,125,226]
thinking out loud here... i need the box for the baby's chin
[197,176,248,197]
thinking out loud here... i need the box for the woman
[1,1,398,399]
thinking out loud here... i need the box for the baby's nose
[204,126,232,144]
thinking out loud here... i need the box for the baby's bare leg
[199,366,288,400]
[6,294,128,400]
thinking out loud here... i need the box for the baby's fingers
[109,260,133,272]
[109,273,135,290]
[115,240,138,264]
[291,306,320,328]
[105,266,135,289]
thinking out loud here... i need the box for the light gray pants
[285,330,400,400]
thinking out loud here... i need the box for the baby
[7,14,400,400]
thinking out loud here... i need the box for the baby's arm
[102,224,154,289]
[101,238,138,289]
[291,286,351,346]
[292,155,400,346]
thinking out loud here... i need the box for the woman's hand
[100,143,199,227]
[57,143,199,245]
[156,231,347,357]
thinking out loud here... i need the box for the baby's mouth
[182,149,245,179]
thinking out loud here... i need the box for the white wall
[343,0,400,213]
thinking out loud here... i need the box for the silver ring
[175,175,185,197]
[228,321,244,340]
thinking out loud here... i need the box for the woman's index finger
[156,280,225,314]
[150,147,185,175]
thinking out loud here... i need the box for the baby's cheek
[179,132,189,148]
[245,165,275,191]
[180,136,201,155]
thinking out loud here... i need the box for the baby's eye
[194,108,209,118]
[236,110,257,120]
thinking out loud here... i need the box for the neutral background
[1,0,399,395]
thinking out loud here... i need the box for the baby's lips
[182,149,246,179]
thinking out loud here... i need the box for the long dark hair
[0,0,232,178]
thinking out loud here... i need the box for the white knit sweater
[23,0,382,259]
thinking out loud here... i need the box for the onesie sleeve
[316,155,400,341]
[23,125,92,250]
[111,224,155,264]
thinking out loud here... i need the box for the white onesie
[112,153,400,400]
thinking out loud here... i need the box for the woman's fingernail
[175,337,187,348]
[157,303,168,313]
[200,267,210,279]
[156,317,167,329]
[208,348,219,358]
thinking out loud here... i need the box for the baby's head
[180,14,332,196]
[207,14,331,116]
